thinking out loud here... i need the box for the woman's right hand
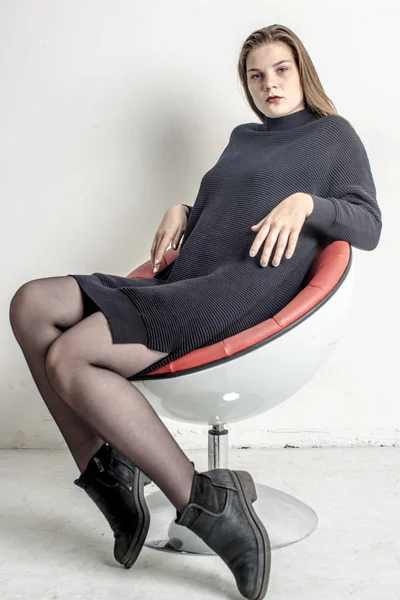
[150,204,190,273]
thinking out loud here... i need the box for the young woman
[9,23,382,600]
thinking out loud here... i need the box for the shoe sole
[231,470,271,600]
[121,470,151,569]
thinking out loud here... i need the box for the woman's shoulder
[317,114,369,157]
[316,113,359,138]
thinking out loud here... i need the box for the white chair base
[143,425,318,555]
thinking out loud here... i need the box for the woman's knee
[44,335,84,398]
[9,280,41,337]
[9,276,85,339]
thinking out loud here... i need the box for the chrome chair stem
[208,424,228,470]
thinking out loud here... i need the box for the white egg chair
[126,240,353,556]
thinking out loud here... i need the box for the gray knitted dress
[69,107,382,378]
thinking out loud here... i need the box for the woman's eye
[250,67,287,80]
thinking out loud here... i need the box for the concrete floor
[0,447,399,600]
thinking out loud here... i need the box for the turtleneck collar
[261,106,319,132]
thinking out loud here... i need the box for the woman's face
[246,41,305,119]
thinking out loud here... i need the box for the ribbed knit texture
[105,107,382,378]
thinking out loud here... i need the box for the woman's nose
[264,77,277,90]
[264,81,276,91]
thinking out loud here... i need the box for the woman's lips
[267,97,282,103]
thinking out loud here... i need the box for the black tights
[9,276,195,512]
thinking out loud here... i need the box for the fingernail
[153,267,158,273]
[155,259,160,264]
[250,250,255,257]
[272,260,279,267]
[285,253,291,259]
[173,244,176,249]
[261,261,267,267]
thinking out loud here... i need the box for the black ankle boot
[73,443,152,569]
[175,469,271,600]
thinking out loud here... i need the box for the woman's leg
[9,276,106,471]
[43,308,195,512]
[10,275,195,512]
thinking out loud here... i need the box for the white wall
[1,0,398,449]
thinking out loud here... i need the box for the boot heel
[234,470,258,503]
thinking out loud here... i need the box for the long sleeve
[305,118,382,251]
[181,204,192,217]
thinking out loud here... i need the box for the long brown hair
[237,24,339,122]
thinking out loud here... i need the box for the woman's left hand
[249,192,314,267]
